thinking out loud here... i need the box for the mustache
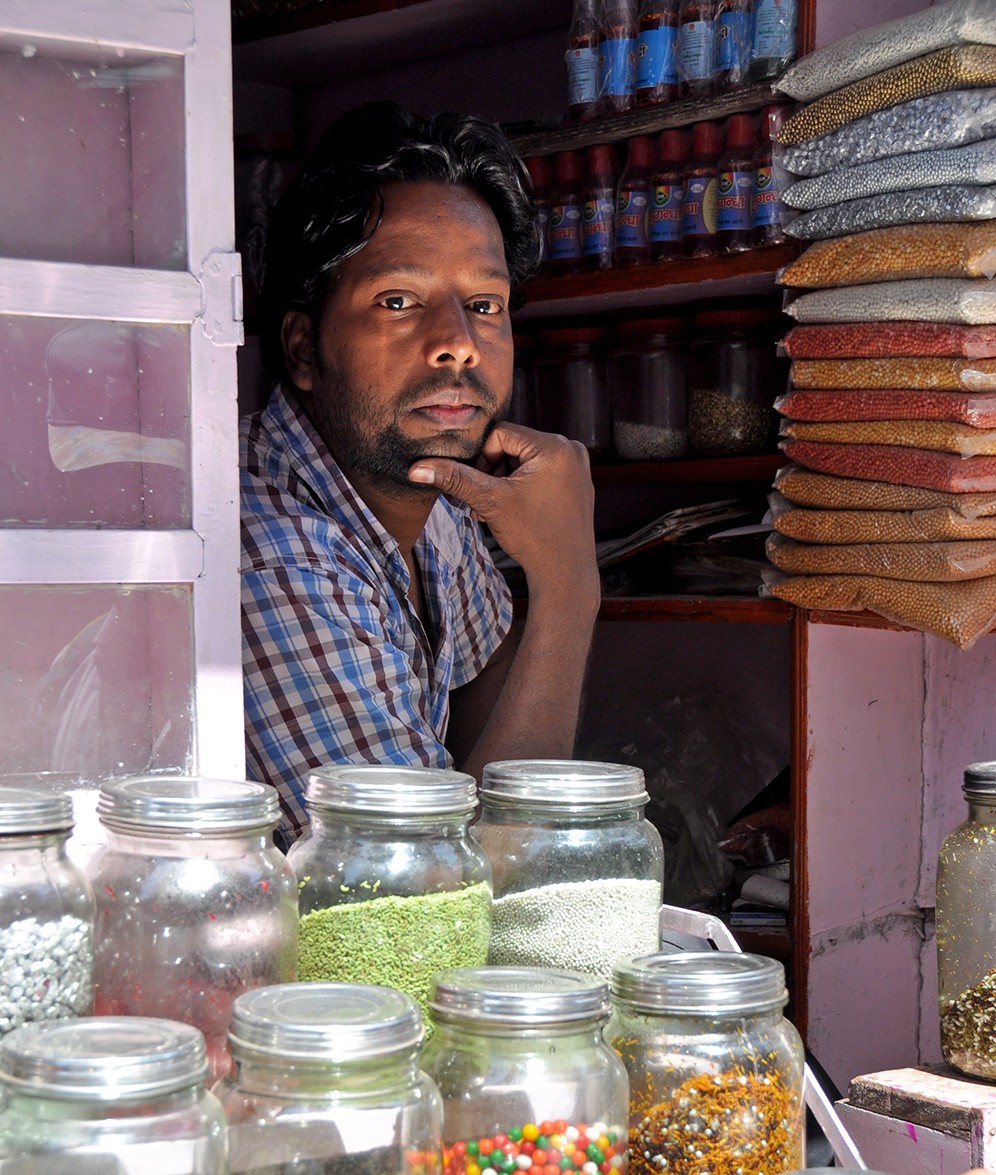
[397,369,500,414]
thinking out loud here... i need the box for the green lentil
[298,881,491,1025]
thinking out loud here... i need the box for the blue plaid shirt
[240,385,513,839]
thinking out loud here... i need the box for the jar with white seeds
[0,786,95,1035]
[475,761,665,980]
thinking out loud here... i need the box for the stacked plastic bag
[761,0,996,648]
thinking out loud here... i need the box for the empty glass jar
[0,1016,226,1173]
[937,761,996,1078]
[214,982,443,1175]
[608,317,688,461]
[0,786,94,1036]
[475,760,664,980]
[606,951,805,1175]
[422,966,629,1175]
[533,327,611,458]
[85,776,298,1082]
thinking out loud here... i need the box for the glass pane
[0,317,191,527]
[0,585,194,781]
[0,43,185,268]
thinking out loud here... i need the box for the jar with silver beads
[85,776,299,1083]
[0,785,95,1036]
[474,761,665,980]
[213,982,443,1175]
[0,1016,227,1172]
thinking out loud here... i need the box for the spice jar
[214,982,443,1175]
[608,316,688,460]
[287,765,492,1028]
[0,1016,227,1172]
[606,952,805,1175]
[937,761,996,1078]
[86,776,299,1083]
[636,0,679,106]
[0,786,94,1036]
[533,327,611,459]
[422,965,630,1175]
[687,304,787,455]
[475,760,665,979]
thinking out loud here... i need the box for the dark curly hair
[260,101,541,381]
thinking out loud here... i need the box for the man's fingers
[409,458,503,515]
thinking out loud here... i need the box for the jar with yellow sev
[606,952,804,1175]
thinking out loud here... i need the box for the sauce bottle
[649,127,688,262]
[676,0,717,100]
[582,144,619,271]
[566,0,601,122]
[599,0,638,116]
[749,0,798,82]
[752,104,792,246]
[524,155,554,273]
[635,0,679,106]
[716,0,753,90]
[614,135,655,268]
[716,112,756,253]
[681,119,723,259]
[547,150,585,276]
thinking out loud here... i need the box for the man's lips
[409,395,485,427]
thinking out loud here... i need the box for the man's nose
[423,299,481,368]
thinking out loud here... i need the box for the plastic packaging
[778,223,996,288]
[788,357,996,391]
[766,532,996,581]
[784,183,996,241]
[0,787,93,1036]
[773,462,996,514]
[566,0,601,122]
[583,144,619,271]
[749,0,797,83]
[608,316,689,459]
[548,151,586,274]
[770,500,996,545]
[781,438,996,492]
[715,0,753,90]
[86,777,298,1083]
[717,112,756,253]
[287,766,492,1028]
[606,953,805,1175]
[781,321,996,359]
[777,45,996,147]
[525,155,554,270]
[681,119,723,257]
[785,278,996,325]
[649,127,689,260]
[677,0,717,100]
[636,0,680,105]
[775,0,996,103]
[614,135,655,267]
[214,983,443,1175]
[937,763,996,1078]
[779,88,996,178]
[474,760,665,979]
[600,0,638,116]
[776,388,996,427]
[422,966,629,1175]
[533,325,612,457]
[0,1017,226,1173]
[783,418,996,458]
[753,104,792,246]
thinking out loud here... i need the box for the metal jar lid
[430,966,610,1028]
[480,760,648,812]
[0,1017,208,1100]
[229,982,423,1063]
[610,952,788,1017]
[97,776,280,833]
[963,761,996,800]
[305,765,478,817]
[0,786,74,835]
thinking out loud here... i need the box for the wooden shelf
[592,452,787,487]
[597,595,793,624]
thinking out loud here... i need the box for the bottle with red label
[635,0,679,106]
[752,104,792,246]
[614,135,655,268]
[676,0,717,100]
[547,150,585,276]
[681,120,723,259]
[717,112,757,254]
[524,155,554,273]
[582,144,619,272]
[599,0,638,116]
[715,0,753,90]
[566,0,601,122]
[649,127,688,262]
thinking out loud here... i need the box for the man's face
[286,180,514,495]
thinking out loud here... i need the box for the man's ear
[281,310,317,393]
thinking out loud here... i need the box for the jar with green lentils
[288,766,492,1027]
[474,761,664,980]
[936,761,996,1079]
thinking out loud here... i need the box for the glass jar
[937,761,996,1078]
[475,760,665,979]
[608,317,688,460]
[85,776,299,1083]
[606,952,805,1175]
[0,786,94,1035]
[0,1016,226,1173]
[287,765,492,1026]
[422,966,630,1175]
[533,327,611,459]
[214,982,444,1175]
[687,305,787,456]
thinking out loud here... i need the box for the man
[241,102,599,841]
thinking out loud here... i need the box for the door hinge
[198,251,244,347]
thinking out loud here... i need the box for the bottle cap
[657,127,689,164]
[614,316,686,341]
[525,154,553,192]
[690,119,724,157]
[724,112,757,151]
[625,135,655,168]
[761,104,793,139]
[306,765,478,817]
[430,967,610,1028]
[611,952,788,1016]
[97,776,280,833]
[586,143,618,179]
[554,149,585,185]
[480,759,647,810]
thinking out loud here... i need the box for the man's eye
[381,294,412,311]
[469,299,503,315]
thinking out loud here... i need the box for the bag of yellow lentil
[783,418,996,457]
[778,224,996,288]
[788,358,996,391]
[769,497,996,544]
[786,278,996,325]
[776,389,996,426]
[773,463,996,515]
[766,532,996,581]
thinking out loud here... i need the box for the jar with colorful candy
[214,982,444,1175]
[422,966,630,1175]
[606,952,805,1175]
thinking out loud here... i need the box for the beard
[307,358,505,495]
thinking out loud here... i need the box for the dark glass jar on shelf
[582,144,619,272]
[566,0,601,122]
[681,119,723,259]
[676,0,717,100]
[716,112,757,254]
[607,316,688,461]
[649,127,688,262]
[635,0,679,106]
[599,0,638,116]
[534,326,611,460]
